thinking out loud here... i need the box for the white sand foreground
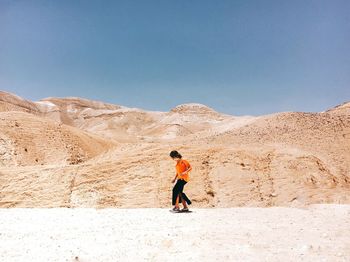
[0,205,349,262]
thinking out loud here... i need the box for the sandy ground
[0,205,349,262]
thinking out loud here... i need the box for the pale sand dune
[0,205,349,262]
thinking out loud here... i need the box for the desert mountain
[0,91,40,113]
[325,101,350,115]
[0,91,349,208]
[0,111,115,166]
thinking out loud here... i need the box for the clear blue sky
[0,0,349,115]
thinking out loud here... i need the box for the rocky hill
[0,91,349,208]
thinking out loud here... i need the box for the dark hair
[170,150,182,159]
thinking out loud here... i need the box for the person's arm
[171,173,178,183]
[181,164,192,175]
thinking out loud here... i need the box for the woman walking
[170,150,192,212]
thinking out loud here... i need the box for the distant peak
[41,96,121,110]
[0,90,39,112]
[325,101,350,114]
[170,103,216,113]
[332,101,350,109]
[0,90,26,101]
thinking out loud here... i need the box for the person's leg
[175,195,180,208]
[181,192,191,205]
[181,193,191,205]
[172,180,182,207]
[181,196,188,208]
[178,193,183,203]
[176,180,188,209]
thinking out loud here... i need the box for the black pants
[172,179,191,205]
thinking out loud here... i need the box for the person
[170,150,192,212]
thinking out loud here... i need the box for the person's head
[170,150,182,161]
